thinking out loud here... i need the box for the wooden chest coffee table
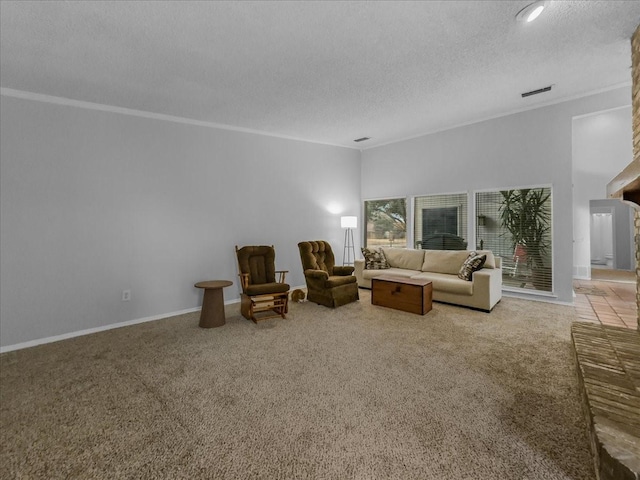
[371,275,433,315]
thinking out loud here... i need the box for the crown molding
[0,87,359,151]
[3,82,631,153]
[362,81,633,151]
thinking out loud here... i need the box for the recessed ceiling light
[354,137,370,143]
[516,1,548,23]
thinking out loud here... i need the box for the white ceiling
[1,1,639,149]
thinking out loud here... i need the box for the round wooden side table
[194,280,233,328]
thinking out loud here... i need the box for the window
[414,193,468,250]
[364,198,407,248]
[476,187,552,292]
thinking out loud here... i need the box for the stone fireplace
[636,211,640,329]
[574,23,640,480]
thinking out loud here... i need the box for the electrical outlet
[122,289,131,302]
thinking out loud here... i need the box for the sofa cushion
[458,252,487,281]
[361,247,390,270]
[421,250,471,275]
[382,248,425,270]
[245,282,291,296]
[411,272,474,296]
[362,268,421,280]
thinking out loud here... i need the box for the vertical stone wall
[636,211,640,329]
[633,25,640,329]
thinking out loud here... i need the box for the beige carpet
[0,292,594,479]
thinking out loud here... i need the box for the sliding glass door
[476,187,553,292]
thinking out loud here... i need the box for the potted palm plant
[499,188,552,290]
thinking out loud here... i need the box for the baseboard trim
[502,290,573,306]
[0,306,205,354]
[0,287,308,354]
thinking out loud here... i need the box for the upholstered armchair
[235,245,290,323]
[298,240,359,308]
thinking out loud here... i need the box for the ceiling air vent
[521,85,552,98]
[354,137,370,143]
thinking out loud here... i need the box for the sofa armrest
[304,269,329,280]
[303,269,330,291]
[472,267,502,310]
[354,259,365,278]
[333,265,354,276]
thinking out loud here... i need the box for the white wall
[0,95,361,348]
[2,86,633,348]
[589,199,634,270]
[572,107,634,277]
[361,86,632,304]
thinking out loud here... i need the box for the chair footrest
[241,292,289,323]
[250,293,288,307]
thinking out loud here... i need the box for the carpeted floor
[0,292,594,479]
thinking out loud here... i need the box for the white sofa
[355,248,502,312]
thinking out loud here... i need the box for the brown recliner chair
[235,245,290,323]
[298,240,359,308]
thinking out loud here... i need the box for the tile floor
[573,276,637,329]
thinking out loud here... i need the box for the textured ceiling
[1,1,639,149]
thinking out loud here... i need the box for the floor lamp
[341,216,357,266]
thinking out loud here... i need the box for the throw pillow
[458,252,487,281]
[361,247,390,270]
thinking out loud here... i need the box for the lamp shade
[340,216,357,229]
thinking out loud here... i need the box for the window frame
[363,197,408,249]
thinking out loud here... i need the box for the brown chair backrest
[298,241,335,276]
[236,245,277,285]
